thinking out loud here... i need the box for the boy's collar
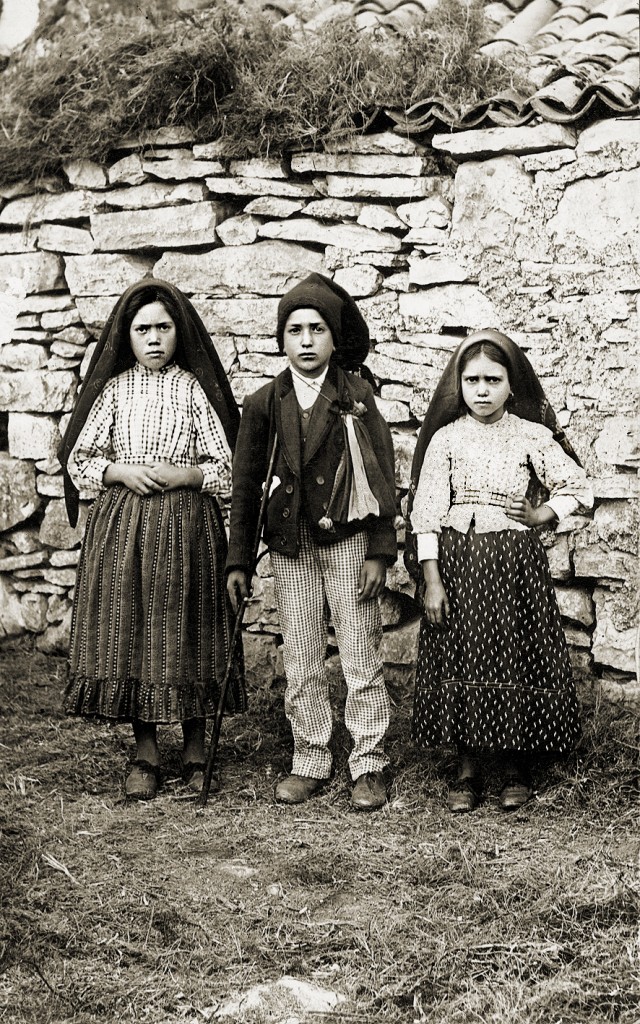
[280,361,339,396]
[289,365,329,408]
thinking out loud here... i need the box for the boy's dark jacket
[226,364,397,573]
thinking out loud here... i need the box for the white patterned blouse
[68,362,232,499]
[411,412,593,561]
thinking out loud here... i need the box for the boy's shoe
[274,774,324,804]
[447,776,481,813]
[125,760,160,801]
[351,771,387,811]
[499,775,532,811]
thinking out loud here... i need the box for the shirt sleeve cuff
[417,533,439,561]
[545,496,579,522]
[200,462,231,497]
[78,457,111,488]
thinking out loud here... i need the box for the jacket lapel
[303,373,339,465]
[275,370,301,477]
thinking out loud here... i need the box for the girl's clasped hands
[104,462,203,495]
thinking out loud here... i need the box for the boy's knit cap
[276,273,370,369]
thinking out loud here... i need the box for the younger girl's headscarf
[58,278,240,527]
[404,328,582,580]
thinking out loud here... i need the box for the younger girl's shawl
[58,279,240,527]
[404,328,583,582]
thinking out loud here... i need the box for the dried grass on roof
[1,637,638,1024]
[0,0,528,185]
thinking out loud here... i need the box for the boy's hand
[227,570,249,613]
[505,495,556,528]
[358,558,386,602]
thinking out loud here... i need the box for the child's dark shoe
[447,776,481,813]
[125,760,160,801]
[351,771,387,811]
[274,774,324,804]
[499,775,532,811]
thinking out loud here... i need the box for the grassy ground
[0,638,638,1024]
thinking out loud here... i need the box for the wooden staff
[198,432,279,808]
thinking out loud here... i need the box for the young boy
[226,274,397,810]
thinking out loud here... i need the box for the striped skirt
[64,485,246,724]
[412,527,580,755]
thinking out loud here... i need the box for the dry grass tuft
[0,637,638,1024]
[0,0,529,185]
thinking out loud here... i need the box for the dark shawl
[58,278,240,527]
[404,328,582,581]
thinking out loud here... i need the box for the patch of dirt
[0,637,638,1024]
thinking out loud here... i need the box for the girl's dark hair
[121,285,186,367]
[122,285,181,334]
[458,340,511,377]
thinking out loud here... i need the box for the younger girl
[406,329,592,812]
[59,280,246,800]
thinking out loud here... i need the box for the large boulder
[449,155,547,264]
[548,166,640,266]
[8,413,60,461]
[64,253,154,295]
[0,370,77,412]
[592,586,637,674]
[0,577,25,637]
[155,241,325,296]
[0,454,40,530]
[38,499,87,549]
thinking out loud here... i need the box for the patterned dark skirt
[412,527,580,755]
[64,486,246,724]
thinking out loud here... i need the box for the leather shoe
[351,771,387,811]
[447,776,481,813]
[274,774,324,804]
[125,760,160,801]
[499,776,532,811]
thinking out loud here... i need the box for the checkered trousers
[271,521,390,781]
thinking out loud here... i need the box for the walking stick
[198,432,279,808]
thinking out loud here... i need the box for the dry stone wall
[0,118,638,696]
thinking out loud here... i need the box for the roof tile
[370,0,640,134]
[253,0,638,135]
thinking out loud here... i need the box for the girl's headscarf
[404,328,582,580]
[58,278,240,527]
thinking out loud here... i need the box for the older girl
[406,330,592,812]
[59,280,246,800]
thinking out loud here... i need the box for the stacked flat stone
[0,118,637,695]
